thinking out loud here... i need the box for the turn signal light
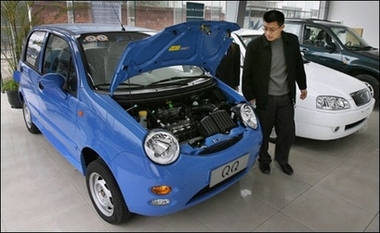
[151,185,172,195]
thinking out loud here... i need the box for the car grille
[345,117,367,130]
[186,168,247,205]
[350,88,371,106]
[199,134,243,155]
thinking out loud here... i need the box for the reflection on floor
[1,95,379,232]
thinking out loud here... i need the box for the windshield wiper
[145,76,207,87]
[118,83,145,87]
[96,83,145,89]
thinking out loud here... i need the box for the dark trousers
[255,94,295,165]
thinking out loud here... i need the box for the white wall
[328,1,379,48]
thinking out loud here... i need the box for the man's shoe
[259,163,270,174]
[279,163,293,175]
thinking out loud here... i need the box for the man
[242,10,308,175]
[216,41,240,91]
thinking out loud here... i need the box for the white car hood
[304,61,368,96]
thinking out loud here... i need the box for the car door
[20,30,48,122]
[38,34,81,161]
[286,23,345,72]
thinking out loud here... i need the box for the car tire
[86,158,132,225]
[355,74,379,105]
[22,102,40,134]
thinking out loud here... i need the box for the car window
[300,26,334,48]
[127,66,205,85]
[284,23,301,37]
[303,26,314,45]
[238,35,261,48]
[241,36,258,47]
[25,31,47,69]
[330,26,370,48]
[78,32,150,85]
[43,35,78,95]
[76,32,210,91]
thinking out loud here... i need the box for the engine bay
[121,86,244,144]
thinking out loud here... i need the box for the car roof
[285,18,344,27]
[233,28,263,36]
[32,23,155,35]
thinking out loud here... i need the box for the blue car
[14,21,263,224]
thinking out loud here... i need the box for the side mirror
[40,73,68,99]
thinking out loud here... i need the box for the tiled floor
[1,93,379,232]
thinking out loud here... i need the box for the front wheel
[86,158,132,224]
[22,102,40,134]
[355,74,379,105]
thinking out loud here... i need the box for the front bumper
[109,128,262,216]
[295,98,375,140]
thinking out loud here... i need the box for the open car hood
[109,20,240,94]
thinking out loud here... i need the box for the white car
[231,28,375,141]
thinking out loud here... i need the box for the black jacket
[242,31,307,109]
[216,42,240,89]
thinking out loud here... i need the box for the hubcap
[23,104,32,128]
[89,173,114,217]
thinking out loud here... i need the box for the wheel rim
[23,103,32,129]
[89,172,114,217]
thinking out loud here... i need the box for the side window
[284,24,301,38]
[25,31,46,69]
[303,26,314,45]
[305,26,333,48]
[43,35,78,95]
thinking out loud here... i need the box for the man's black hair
[263,10,285,26]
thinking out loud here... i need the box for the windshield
[78,32,150,86]
[112,65,207,90]
[78,32,207,90]
[236,33,309,64]
[330,26,371,49]
[238,35,260,48]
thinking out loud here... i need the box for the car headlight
[239,103,258,129]
[316,96,350,110]
[144,130,180,165]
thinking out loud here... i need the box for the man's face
[263,21,284,41]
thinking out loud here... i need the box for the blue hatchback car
[14,21,263,224]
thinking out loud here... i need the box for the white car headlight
[239,103,258,129]
[316,96,350,110]
[144,130,180,165]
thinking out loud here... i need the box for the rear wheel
[86,158,132,224]
[22,102,40,134]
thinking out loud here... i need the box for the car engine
[123,87,242,143]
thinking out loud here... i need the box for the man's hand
[249,99,256,109]
[300,89,308,100]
